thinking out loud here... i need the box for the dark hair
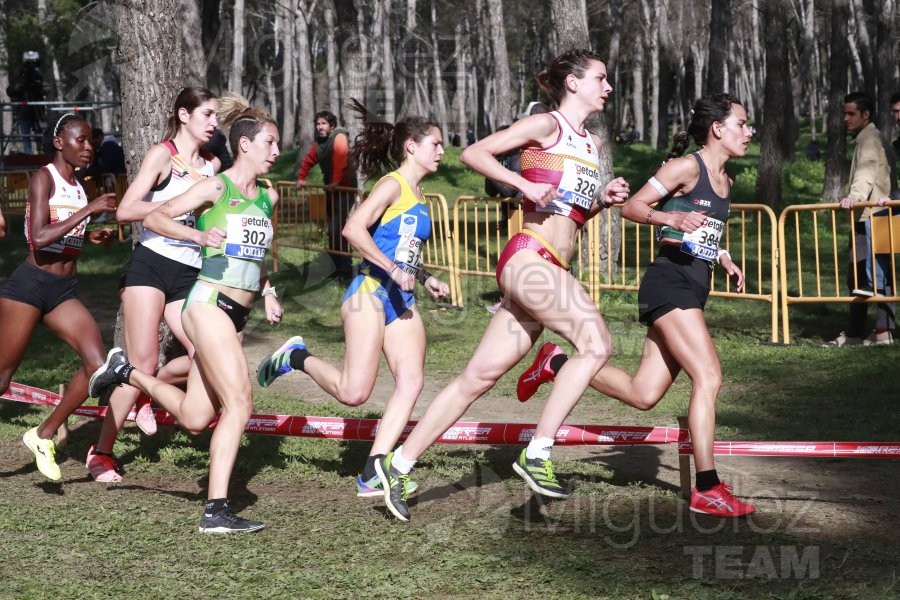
[890,91,900,105]
[162,86,217,140]
[217,93,278,156]
[41,112,89,154]
[348,98,441,179]
[315,110,338,128]
[844,91,874,117]
[666,93,743,161]
[535,49,606,107]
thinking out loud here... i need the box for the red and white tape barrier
[3,382,898,457]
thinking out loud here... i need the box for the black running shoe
[198,507,265,533]
[88,348,132,398]
[374,451,411,522]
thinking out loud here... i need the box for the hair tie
[53,112,76,137]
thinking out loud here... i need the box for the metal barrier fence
[778,200,900,344]
[588,203,780,342]
[0,170,31,213]
[271,182,461,306]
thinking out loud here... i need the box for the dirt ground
[239,332,900,554]
[3,327,898,563]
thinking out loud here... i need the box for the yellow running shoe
[23,427,61,481]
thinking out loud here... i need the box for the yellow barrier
[272,182,461,306]
[272,182,362,271]
[588,204,780,342]
[451,196,524,306]
[778,201,900,344]
[0,170,32,214]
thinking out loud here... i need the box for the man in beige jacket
[827,92,893,346]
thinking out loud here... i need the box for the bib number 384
[680,213,725,262]
[224,213,272,261]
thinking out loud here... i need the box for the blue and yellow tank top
[656,152,731,262]
[196,173,274,291]
[360,171,432,280]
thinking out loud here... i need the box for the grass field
[1,136,898,599]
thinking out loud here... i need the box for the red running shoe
[690,482,756,517]
[86,445,123,483]
[516,342,564,402]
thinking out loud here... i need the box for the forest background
[0,0,897,210]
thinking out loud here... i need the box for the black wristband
[416,268,432,285]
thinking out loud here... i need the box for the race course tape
[4,382,899,458]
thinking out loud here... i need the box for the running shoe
[134,397,157,436]
[356,473,419,498]
[822,332,863,348]
[374,452,411,521]
[690,482,756,517]
[199,505,265,533]
[512,448,569,498]
[88,347,132,398]
[22,427,61,481]
[256,336,306,387]
[86,445,123,483]
[516,342,564,402]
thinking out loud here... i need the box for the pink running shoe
[516,342,564,402]
[86,445,123,483]
[135,397,157,436]
[690,482,756,517]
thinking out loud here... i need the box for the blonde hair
[217,92,277,154]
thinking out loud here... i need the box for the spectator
[84,128,126,176]
[296,110,357,280]
[5,51,45,154]
[825,92,894,347]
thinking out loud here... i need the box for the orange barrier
[778,200,900,344]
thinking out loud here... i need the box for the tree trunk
[229,0,245,93]
[823,1,849,202]
[279,1,296,148]
[454,21,468,141]
[430,0,447,136]
[607,0,624,131]
[754,0,795,210]
[641,0,660,147]
[487,0,513,124]
[706,0,731,93]
[325,3,341,123]
[115,0,185,363]
[874,0,897,181]
[849,0,875,97]
[381,0,396,122]
[631,26,645,141]
[181,0,206,85]
[0,0,10,140]
[550,0,619,278]
[37,0,63,98]
[295,1,317,150]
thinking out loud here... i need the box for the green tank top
[196,173,274,291]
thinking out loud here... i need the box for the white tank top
[25,163,89,256]
[138,140,215,268]
[519,111,602,226]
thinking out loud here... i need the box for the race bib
[557,158,601,210]
[46,206,87,254]
[224,213,272,261]
[394,235,423,275]
[165,211,199,247]
[680,213,725,262]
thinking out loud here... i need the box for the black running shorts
[0,261,79,315]
[638,245,713,326]
[119,244,200,303]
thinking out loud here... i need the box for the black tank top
[655,152,731,244]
